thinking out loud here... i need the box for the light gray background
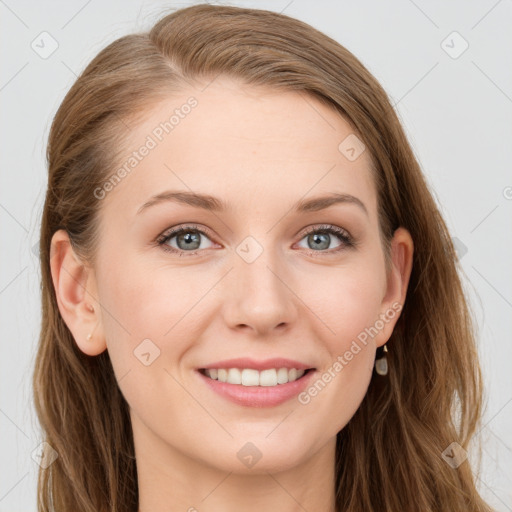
[1,0,511,510]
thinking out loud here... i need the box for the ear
[375,227,414,347]
[49,229,107,356]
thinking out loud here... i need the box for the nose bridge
[237,233,287,301]
[224,232,297,332]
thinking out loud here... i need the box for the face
[60,77,412,475]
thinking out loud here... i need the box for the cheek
[95,262,194,424]
[306,259,385,345]
[325,276,380,382]
[297,258,384,406]
[96,258,209,371]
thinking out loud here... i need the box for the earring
[375,344,388,376]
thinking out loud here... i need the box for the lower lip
[196,369,316,408]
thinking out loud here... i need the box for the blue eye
[156,223,354,257]
[156,224,214,256]
[298,224,354,253]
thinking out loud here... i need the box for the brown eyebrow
[295,193,368,215]
[136,190,368,216]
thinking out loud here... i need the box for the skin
[50,77,413,512]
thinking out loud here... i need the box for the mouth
[197,367,315,387]
[196,365,317,408]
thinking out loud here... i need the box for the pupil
[310,233,329,250]
[179,231,200,250]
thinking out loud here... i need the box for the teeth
[227,368,242,384]
[204,367,306,386]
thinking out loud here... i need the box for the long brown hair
[33,4,493,511]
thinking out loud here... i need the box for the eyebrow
[136,190,368,216]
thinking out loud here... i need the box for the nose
[222,244,299,336]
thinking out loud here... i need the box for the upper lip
[199,357,316,371]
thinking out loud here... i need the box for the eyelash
[156,223,355,257]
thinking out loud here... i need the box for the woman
[33,4,494,511]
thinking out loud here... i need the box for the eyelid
[300,223,352,239]
[157,223,213,241]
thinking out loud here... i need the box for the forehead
[101,78,377,221]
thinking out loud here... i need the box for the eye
[296,224,354,255]
[156,223,355,257]
[156,224,215,256]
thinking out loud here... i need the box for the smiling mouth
[198,367,315,387]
